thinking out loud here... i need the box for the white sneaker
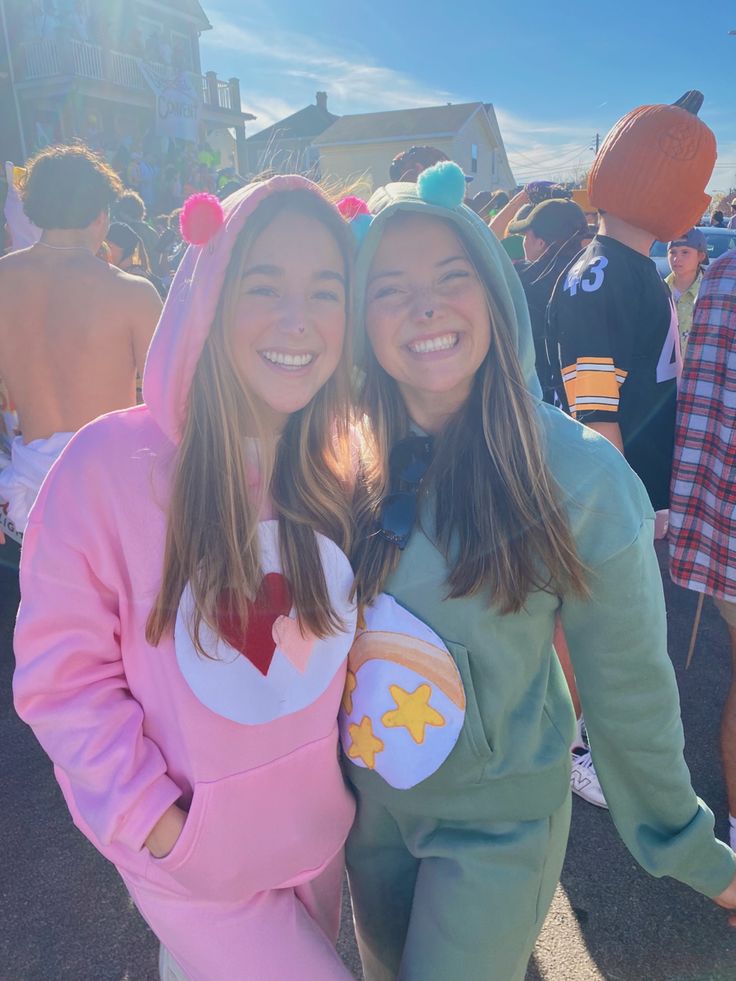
[571,747,609,809]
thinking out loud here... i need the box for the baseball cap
[506,198,587,243]
[510,203,533,224]
[667,227,708,263]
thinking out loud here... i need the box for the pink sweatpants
[124,852,352,981]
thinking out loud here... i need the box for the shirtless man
[0,144,162,544]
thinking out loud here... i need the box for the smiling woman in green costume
[337,161,736,981]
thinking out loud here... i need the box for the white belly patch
[174,521,356,724]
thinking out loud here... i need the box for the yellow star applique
[381,684,445,744]
[347,716,385,769]
[342,670,357,714]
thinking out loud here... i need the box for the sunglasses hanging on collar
[375,435,434,550]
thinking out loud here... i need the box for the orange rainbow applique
[339,594,466,789]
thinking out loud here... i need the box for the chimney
[316,91,327,111]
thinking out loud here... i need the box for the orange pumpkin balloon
[588,91,717,242]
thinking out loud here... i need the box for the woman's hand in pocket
[145,804,187,859]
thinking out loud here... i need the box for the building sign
[139,63,201,143]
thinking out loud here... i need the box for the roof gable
[136,0,211,30]
[482,103,516,185]
[313,102,483,147]
[183,0,210,23]
[247,104,339,144]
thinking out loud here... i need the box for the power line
[509,142,591,168]
[526,144,594,169]
[510,142,591,171]
[512,147,593,180]
[514,160,590,180]
[510,142,590,169]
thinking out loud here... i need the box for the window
[137,16,164,45]
[137,16,171,65]
[471,143,478,174]
[171,30,193,70]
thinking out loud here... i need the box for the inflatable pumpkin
[588,91,716,241]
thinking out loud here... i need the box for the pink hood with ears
[143,175,334,445]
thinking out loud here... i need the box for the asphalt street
[2,541,736,980]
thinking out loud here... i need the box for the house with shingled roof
[312,101,515,194]
[244,92,338,177]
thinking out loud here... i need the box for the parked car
[650,226,736,278]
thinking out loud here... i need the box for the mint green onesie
[339,178,736,981]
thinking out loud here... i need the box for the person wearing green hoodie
[339,161,736,981]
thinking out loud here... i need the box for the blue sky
[199,0,736,194]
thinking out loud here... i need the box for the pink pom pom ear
[336,195,370,220]
[180,193,225,246]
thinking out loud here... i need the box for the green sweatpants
[346,791,572,981]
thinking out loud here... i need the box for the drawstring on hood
[143,175,338,444]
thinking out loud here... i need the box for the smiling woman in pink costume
[13,178,358,980]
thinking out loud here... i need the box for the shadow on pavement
[3,540,736,980]
[537,544,736,981]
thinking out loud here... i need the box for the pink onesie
[13,177,357,981]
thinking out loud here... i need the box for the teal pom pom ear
[351,213,372,244]
[416,161,466,209]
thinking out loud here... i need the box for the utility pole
[0,0,27,161]
[594,132,600,154]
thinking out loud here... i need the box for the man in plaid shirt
[669,247,736,852]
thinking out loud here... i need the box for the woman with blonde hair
[14,178,358,979]
[339,163,736,981]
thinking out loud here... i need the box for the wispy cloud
[497,108,733,192]
[494,108,595,143]
[201,9,456,129]
[201,11,729,193]
[493,108,598,183]
[203,13,595,182]
[243,94,302,132]
[710,141,736,196]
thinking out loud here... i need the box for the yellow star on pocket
[382,684,445,744]
[347,716,385,769]
[342,670,357,714]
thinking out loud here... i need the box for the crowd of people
[1,86,736,981]
[1,150,252,302]
[106,140,243,222]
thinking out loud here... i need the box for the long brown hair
[146,190,354,655]
[352,213,588,613]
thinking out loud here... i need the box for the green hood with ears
[353,176,541,400]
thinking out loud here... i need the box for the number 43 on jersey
[563,256,609,297]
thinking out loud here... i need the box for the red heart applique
[216,574,292,676]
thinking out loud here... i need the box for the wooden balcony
[18,39,242,115]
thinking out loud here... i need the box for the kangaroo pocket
[445,640,494,768]
[146,727,354,902]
